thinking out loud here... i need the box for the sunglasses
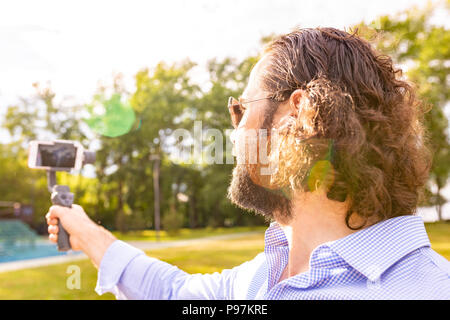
[227,96,273,128]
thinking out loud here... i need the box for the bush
[162,209,183,236]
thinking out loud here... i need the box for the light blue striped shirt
[95,215,450,299]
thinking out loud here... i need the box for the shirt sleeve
[94,240,242,300]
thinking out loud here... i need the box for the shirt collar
[264,221,289,248]
[264,215,431,282]
[328,215,430,281]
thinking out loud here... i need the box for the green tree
[193,55,265,227]
[87,62,201,232]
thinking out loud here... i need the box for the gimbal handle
[47,171,73,251]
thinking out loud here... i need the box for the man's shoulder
[405,247,450,278]
[384,247,450,299]
[419,247,450,274]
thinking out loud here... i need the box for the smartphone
[28,140,84,171]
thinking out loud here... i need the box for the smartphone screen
[36,143,77,168]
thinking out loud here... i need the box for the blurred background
[0,0,448,299]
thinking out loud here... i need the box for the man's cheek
[238,129,280,190]
[246,163,275,189]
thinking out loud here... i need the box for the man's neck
[277,189,360,280]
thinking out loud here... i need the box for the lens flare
[84,93,136,138]
[307,159,335,192]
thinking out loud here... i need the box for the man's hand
[46,204,117,268]
[46,204,93,250]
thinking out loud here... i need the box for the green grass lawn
[0,222,448,300]
[425,221,450,260]
[112,225,267,242]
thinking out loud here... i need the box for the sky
[0,0,440,108]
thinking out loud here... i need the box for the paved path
[0,231,263,273]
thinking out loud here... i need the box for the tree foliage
[1,3,449,232]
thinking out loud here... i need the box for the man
[46,27,450,299]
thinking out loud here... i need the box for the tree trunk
[189,192,197,229]
[115,156,126,233]
[152,155,161,241]
[115,177,126,232]
[436,183,442,222]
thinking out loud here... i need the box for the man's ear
[272,89,308,131]
[288,89,308,119]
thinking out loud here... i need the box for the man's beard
[227,101,293,224]
[227,164,292,224]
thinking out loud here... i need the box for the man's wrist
[80,223,117,269]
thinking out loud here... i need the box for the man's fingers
[46,217,58,226]
[49,233,57,243]
[48,224,59,234]
[48,205,67,219]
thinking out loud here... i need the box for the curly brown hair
[261,27,432,229]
